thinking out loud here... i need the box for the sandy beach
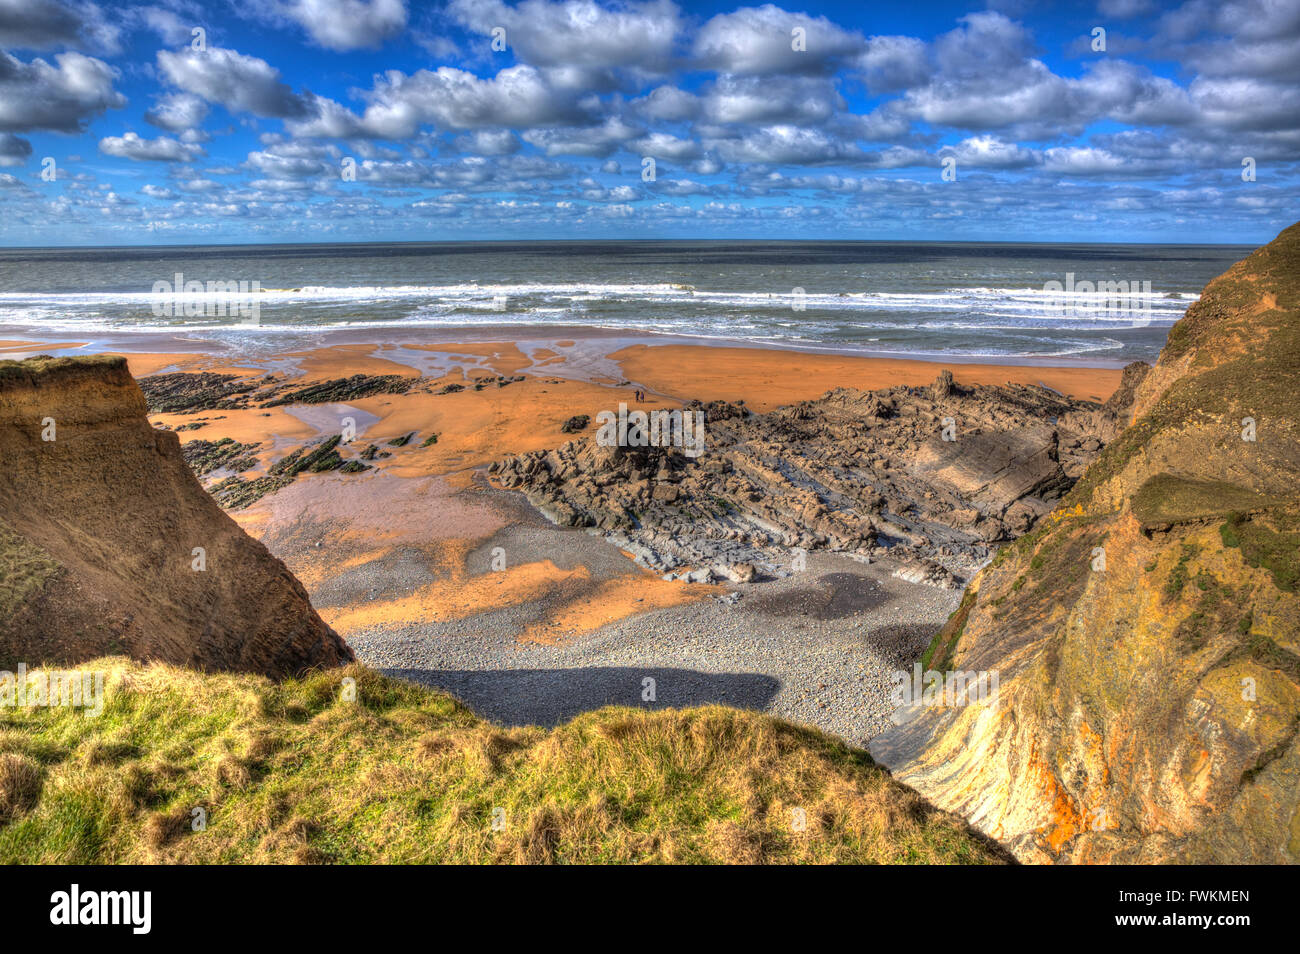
[1,332,1124,745]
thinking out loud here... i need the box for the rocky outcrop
[492,381,1132,585]
[871,223,1300,864]
[0,355,352,676]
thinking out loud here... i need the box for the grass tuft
[0,659,1010,865]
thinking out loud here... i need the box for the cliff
[872,223,1300,863]
[0,355,352,676]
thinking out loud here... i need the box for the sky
[0,0,1297,246]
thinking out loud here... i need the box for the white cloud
[0,131,32,165]
[158,47,313,119]
[249,0,407,51]
[709,125,862,165]
[145,92,210,133]
[636,85,699,121]
[0,50,124,132]
[629,131,700,161]
[523,117,640,157]
[291,65,589,139]
[0,0,120,53]
[941,136,1038,169]
[693,4,863,75]
[856,35,929,92]
[453,129,521,155]
[702,75,841,125]
[99,131,204,161]
[448,0,680,74]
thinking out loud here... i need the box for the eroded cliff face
[0,355,352,676]
[872,224,1300,864]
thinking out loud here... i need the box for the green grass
[1164,543,1200,600]
[0,659,1010,865]
[921,589,976,674]
[1219,511,1300,594]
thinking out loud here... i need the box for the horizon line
[0,237,1261,252]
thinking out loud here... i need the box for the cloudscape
[1,0,1297,244]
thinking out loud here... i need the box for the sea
[0,240,1254,365]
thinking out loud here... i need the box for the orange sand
[320,558,590,632]
[93,338,1124,643]
[0,340,88,353]
[350,377,675,476]
[279,343,422,380]
[612,344,1123,412]
[521,574,710,645]
[318,553,704,643]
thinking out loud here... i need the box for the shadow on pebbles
[347,545,960,748]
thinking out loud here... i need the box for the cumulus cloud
[709,125,862,165]
[245,147,333,178]
[523,116,640,157]
[355,154,572,190]
[131,5,197,45]
[0,0,120,52]
[940,136,1038,169]
[693,4,863,75]
[99,131,204,161]
[248,0,407,51]
[453,129,520,155]
[1041,146,1131,176]
[856,34,929,92]
[10,0,1300,242]
[448,0,681,75]
[145,92,210,133]
[636,85,699,121]
[157,47,313,119]
[290,65,590,139]
[0,131,32,165]
[702,75,842,125]
[0,50,124,132]
[629,131,700,161]
[652,177,716,196]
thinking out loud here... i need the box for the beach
[0,332,1124,745]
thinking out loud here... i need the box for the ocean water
[0,240,1253,364]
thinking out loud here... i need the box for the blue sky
[0,0,1297,245]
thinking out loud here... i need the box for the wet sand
[612,343,1123,411]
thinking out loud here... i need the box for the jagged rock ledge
[491,372,1142,587]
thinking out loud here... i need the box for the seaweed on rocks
[261,374,414,407]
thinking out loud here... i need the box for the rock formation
[0,355,352,676]
[872,222,1300,864]
[492,377,1135,585]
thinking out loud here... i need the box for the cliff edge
[0,355,352,676]
[872,222,1300,864]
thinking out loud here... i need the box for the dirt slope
[0,355,351,676]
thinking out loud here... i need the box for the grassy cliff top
[0,354,128,388]
[0,659,1010,864]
